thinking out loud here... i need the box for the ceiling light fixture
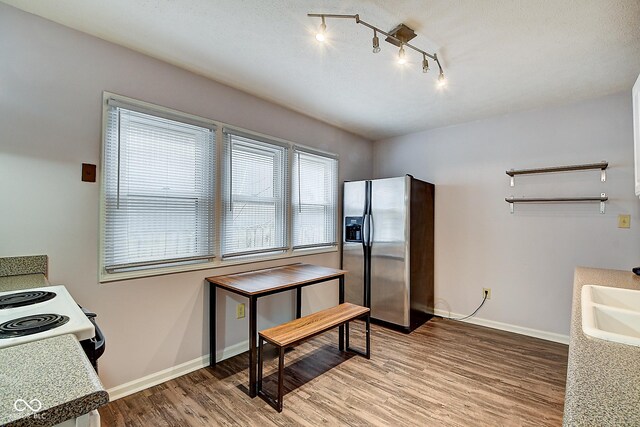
[372,30,381,53]
[308,13,446,85]
[315,16,326,42]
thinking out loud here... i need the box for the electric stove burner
[0,291,57,309]
[0,314,69,339]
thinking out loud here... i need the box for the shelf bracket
[600,193,606,214]
[601,168,606,182]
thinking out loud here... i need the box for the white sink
[582,285,640,347]
[587,285,640,311]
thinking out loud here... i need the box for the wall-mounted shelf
[505,193,608,214]
[506,161,608,187]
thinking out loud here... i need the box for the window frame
[221,129,289,259]
[100,93,339,283]
[292,146,339,250]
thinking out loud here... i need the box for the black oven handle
[78,305,106,357]
[80,306,96,319]
[92,321,106,357]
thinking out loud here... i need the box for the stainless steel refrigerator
[342,175,434,332]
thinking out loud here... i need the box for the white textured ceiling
[3,0,640,140]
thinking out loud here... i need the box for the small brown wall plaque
[82,163,96,182]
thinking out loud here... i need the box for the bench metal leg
[365,313,371,359]
[345,313,371,359]
[257,341,286,413]
[277,346,285,412]
[345,320,350,350]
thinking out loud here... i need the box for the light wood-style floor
[99,318,568,426]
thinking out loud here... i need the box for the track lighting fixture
[372,30,380,53]
[315,16,326,42]
[308,13,446,86]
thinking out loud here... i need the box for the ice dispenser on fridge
[345,217,364,242]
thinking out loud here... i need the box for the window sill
[99,246,339,283]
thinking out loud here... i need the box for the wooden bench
[257,302,371,412]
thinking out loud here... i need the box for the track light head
[422,55,429,73]
[397,45,406,65]
[372,30,380,53]
[437,71,446,87]
[315,17,326,42]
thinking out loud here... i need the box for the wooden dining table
[206,263,347,397]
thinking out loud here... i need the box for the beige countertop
[563,267,640,426]
[0,255,47,278]
[0,273,50,292]
[0,334,109,427]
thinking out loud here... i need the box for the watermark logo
[14,398,42,413]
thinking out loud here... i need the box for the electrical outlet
[618,214,631,229]
[236,303,245,319]
[483,288,491,300]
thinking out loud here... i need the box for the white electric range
[0,285,105,426]
[0,285,95,349]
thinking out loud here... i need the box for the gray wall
[375,92,640,337]
[0,4,372,389]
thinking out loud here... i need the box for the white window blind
[103,100,216,272]
[292,148,338,249]
[221,130,288,258]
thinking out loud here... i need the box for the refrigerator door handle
[363,213,373,247]
[363,214,370,247]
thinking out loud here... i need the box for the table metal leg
[339,275,345,351]
[209,285,216,367]
[249,296,258,397]
[257,337,264,393]
[296,287,302,319]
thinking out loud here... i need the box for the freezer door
[370,176,410,327]
[342,180,367,306]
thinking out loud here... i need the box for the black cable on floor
[446,292,488,321]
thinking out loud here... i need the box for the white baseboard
[106,340,249,401]
[434,309,569,345]
[107,314,569,401]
